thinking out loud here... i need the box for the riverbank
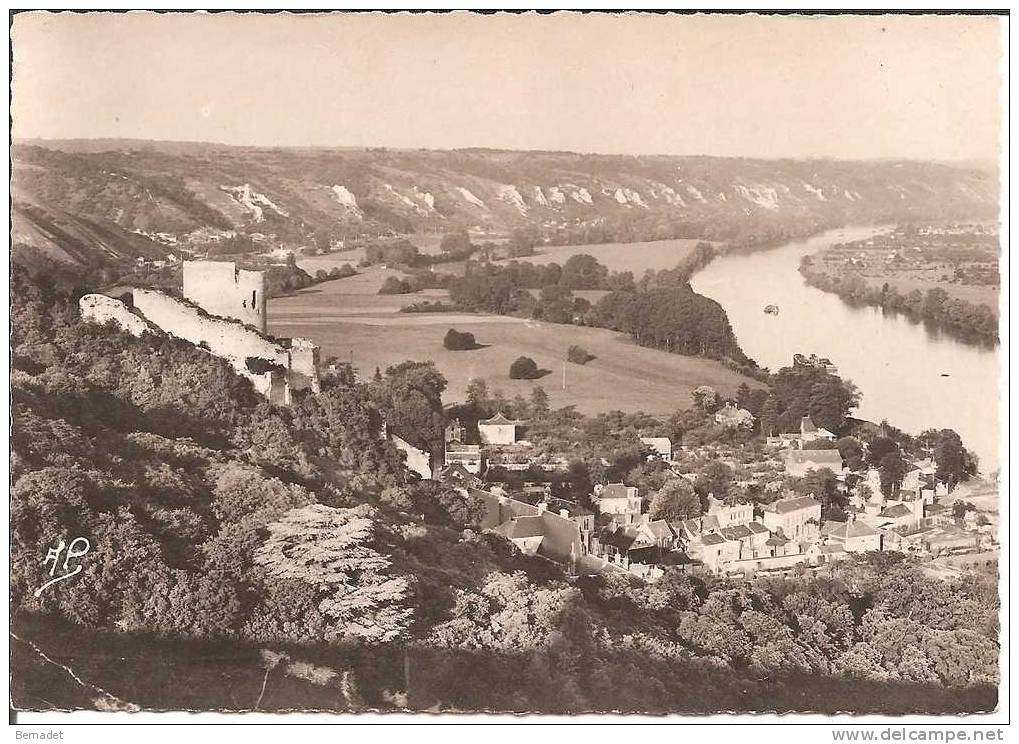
[689,225,999,473]
[793,225,999,346]
[798,263,998,347]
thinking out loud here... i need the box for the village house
[676,514,721,543]
[707,496,755,528]
[823,517,883,553]
[782,448,845,477]
[478,412,521,445]
[764,531,800,557]
[436,462,482,489]
[594,483,643,526]
[874,502,920,530]
[923,527,983,555]
[718,524,755,557]
[761,495,822,539]
[640,436,673,460]
[799,415,837,443]
[806,542,849,566]
[714,402,755,430]
[690,532,741,573]
[444,419,466,444]
[768,415,838,450]
[718,521,771,559]
[474,488,598,571]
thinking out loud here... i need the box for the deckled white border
[4,5,1012,732]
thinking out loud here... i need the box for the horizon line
[12,136,998,168]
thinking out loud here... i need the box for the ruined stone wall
[82,287,318,406]
[79,294,151,337]
[133,289,285,371]
[182,261,267,333]
[288,337,321,393]
[392,435,433,480]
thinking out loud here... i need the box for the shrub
[509,356,540,380]
[378,276,412,295]
[567,345,594,365]
[246,356,286,375]
[444,329,477,351]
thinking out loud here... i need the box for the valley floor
[269,266,761,415]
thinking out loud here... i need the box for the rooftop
[764,495,822,514]
[783,450,844,466]
[880,503,913,518]
[828,520,881,539]
[701,533,728,546]
[480,412,519,426]
[600,483,637,500]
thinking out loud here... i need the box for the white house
[640,437,673,460]
[782,449,844,477]
[691,532,741,573]
[707,496,755,528]
[761,495,822,539]
[825,517,883,553]
[595,483,642,525]
[478,412,520,445]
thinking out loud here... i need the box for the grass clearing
[498,237,706,274]
[269,269,761,415]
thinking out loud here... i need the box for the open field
[497,237,705,274]
[269,267,761,415]
[859,274,998,312]
[294,246,367,274]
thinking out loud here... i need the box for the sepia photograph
[6,8,1009,730]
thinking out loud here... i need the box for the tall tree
[648,478,702,522]
[254,504,413,644]
[879,452,908,498]
[932,429,976,488]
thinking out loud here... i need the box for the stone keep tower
[182,260,267,333]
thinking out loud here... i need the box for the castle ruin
[183,260,267,333]
[79,260,319,405]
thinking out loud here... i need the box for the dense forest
[9,269,998,713]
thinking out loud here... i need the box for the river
[689,226,1001,473]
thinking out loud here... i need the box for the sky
[11,11,1005,161]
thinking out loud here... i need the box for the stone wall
[133,289,284,368]
[288,337,321,394]
[79,294,151,337]
[81,288,317,405]
[392,435,433,479]
[182,260,267,333]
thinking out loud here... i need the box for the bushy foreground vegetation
[9,269,998,713]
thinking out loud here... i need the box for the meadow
[268,266,760,414]
[496,237,706,274]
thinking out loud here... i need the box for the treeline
[538,211,838,252]
[588,287,751,367]
[440,250,752,369]
[800,263,998,345]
